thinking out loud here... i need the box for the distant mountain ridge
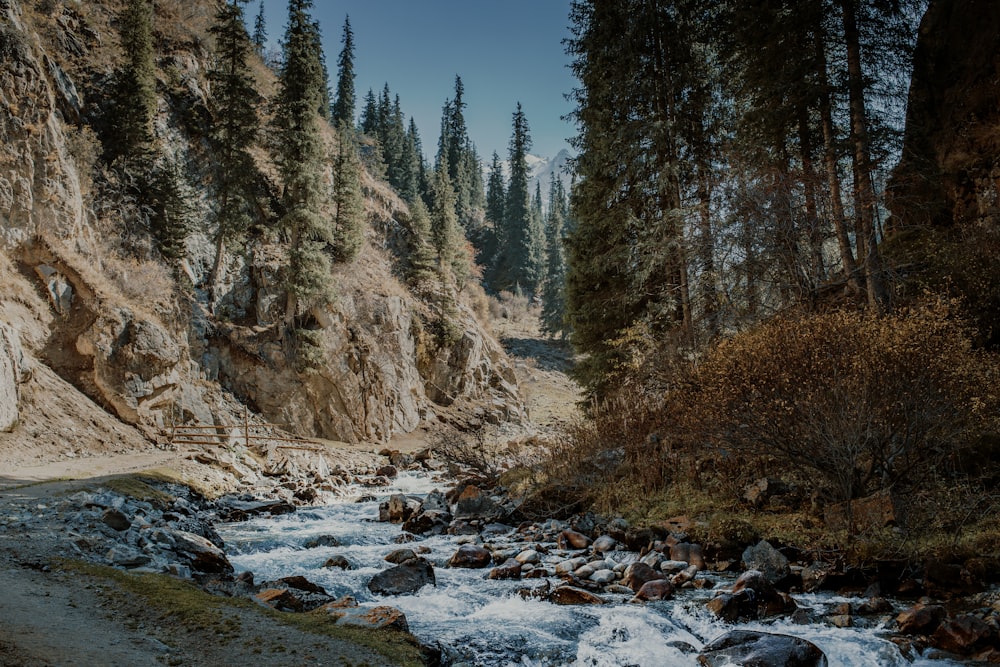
[488,149,574,211]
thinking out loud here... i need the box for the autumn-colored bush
[675,303,999,508]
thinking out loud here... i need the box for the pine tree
[541,174,569,338]
[148,156,191,264]
[360,89,378,135]
[251,0,267,54]
[481,151,506,280]
[274,0,333,328]
[331,123,365,262]
[495,103,542,295]
[112,0,157,161]
[405,198,438,288]
[207,0,261,310]
[331,15,356,127]
[429,163,468,288]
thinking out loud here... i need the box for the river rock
[381,494,420,523]
[593,535,617,553]
[489,558,523,580]
[375,465,398,478]
[931,614,994,655]
[254,588,305,612]
[548,585,605,605]
[515,549,540,564]
[575,564,595,579]
[801,561,834,592]
[706,570,797,622]
[421,490,450,513]
[591,569,617,584]
[368,558,435,595]
[742,540,789,584]
[698,630,828,667]
[556,557,588,574]
[670,542,705,570]
[896,603,946,635]
[303,535,340,549]
[384,548,417,564]
[102,509,131,532]
[558,529,591,550]
[633,579,675,602]
[451,484,505,521]
[402,509,450,535]
[622,562,664,593]
[165,528,232,573]
[322,555,353,570]
[324,604,410,632]
[448,544,492,568]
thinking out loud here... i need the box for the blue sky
[254,1,577,161]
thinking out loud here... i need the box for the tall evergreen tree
[496,103,542,295]
[360,88,378,135]
[207,0,261,310]
[541,173,569,338]
[405,198,438,288]
[429,163,468,288]
[148,156,191,263]
[251,0,267,54]
[330,15,356,127]
[482,151,506,278]
[274,0,332,328]
[331,123,365,262]
[112,0,157,161]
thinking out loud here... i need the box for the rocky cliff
[888,0,1000,228]
[0,0,523,450]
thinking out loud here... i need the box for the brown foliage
[682,303,998,505]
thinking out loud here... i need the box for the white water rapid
[218,472,962,666]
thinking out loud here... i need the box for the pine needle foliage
[274,0,334,326]
[331,122,365,262]
[111,0,157,162]
[207,0,260,305]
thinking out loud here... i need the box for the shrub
[680,303,998,509]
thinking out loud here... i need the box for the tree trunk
[797,102,824,304]
[815,24,861,294]
[840,0,890,312]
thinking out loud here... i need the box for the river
[218,472,961,666]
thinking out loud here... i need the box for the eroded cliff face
[0,0,87,245]
[0,0,523,445]
[888,0,1000,228]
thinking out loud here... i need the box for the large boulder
[698,630,828,667]
[706,570,797,622]
[622,562,664,593]
[742,540,790,584]
[931,614,995,655]
[448,545,491,569]
[896,603,947,636]
[368,558,435,596]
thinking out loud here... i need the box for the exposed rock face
[0,323,29,431]
[889,0,1000,229]
[0,0,524,446]
[0,0,85,246]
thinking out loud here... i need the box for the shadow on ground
[501,336,575,373]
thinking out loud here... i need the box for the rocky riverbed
[2,444,998,666]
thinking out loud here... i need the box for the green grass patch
[58,560,425,666]
[97,475,176,507]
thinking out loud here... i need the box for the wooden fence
[166,407,324,452]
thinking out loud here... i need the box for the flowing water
[219,472,961,666]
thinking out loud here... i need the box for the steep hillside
[0,0,523,463]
